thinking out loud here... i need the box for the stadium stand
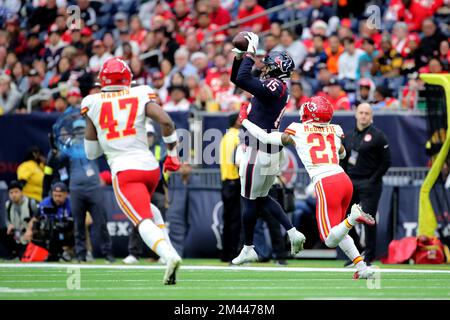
[0,0,447,115]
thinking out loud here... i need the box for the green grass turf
[0,259,449,300]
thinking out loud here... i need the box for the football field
[0,259,449,300]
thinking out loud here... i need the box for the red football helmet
[299,96,334,125]
[98,57,132,89]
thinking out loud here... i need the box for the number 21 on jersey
[307,133,338,165]
[99,97,138,140]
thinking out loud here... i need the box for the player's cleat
[163,254,182,285]
[231,245,259,265]
[105,254,116,264]
[290,231,306,255]
[353,267,375,280]
[86,251,95,262]
[275,259,288,266]
[123,255,139,264]
[351,204,376,226]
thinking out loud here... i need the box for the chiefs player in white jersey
[82,57,181,285]
[239,96,375,279]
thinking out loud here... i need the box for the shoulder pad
[80,95,93,115]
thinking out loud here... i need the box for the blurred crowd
[0,0,449,116]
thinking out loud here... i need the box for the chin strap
[101,85,129,92]
[311,122,331,127]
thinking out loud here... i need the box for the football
[232,31,249,51]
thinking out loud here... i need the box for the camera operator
[46,111,114,263]
[0,180,39,260]
[33,182,74,261]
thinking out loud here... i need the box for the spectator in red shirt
[193,4,224,44]
[139,0,174,30]
[186,74,201,103]
[214,68,239,111]
[5,16,27,57]
[62,24,79,46]
[419,57,446,74]
[130,57,151,86]
[355,19,382,50]
[321,77,351,110]
[130,15,147,46]
[237,0,270,33]
[438,40,450,72]
[286,81,309,111]
[392,22,410,57]
[150,71,168,104]
[80,27,94,56]
[388,0,444,32]
[210,0,232,27]
[174,0,194,32]
[205,53,228,88]
[184,32,201,55]
[401,75,424,109]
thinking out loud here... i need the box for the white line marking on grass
[0,287,66,293]
[0,263,450,274]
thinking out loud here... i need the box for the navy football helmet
[260,51,294,81]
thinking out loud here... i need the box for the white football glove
[244,32,259,55]
[232,48,245,58]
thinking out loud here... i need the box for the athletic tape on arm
[84,139,103,160]
[242,119,284,146]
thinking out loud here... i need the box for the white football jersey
[81,85,159,176]
[284,122,344,184]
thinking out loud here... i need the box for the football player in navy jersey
[230,32,306,265]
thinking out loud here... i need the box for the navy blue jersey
[231,57,289,152]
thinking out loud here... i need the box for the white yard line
[0,263,450,274]
[0,287,66,293]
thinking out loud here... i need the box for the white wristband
[84,139,103,160]
[167,147,177,157]
[162,131,178,144]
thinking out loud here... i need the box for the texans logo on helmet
[274,56,293,73]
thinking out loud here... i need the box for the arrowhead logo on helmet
[300,96,334,125]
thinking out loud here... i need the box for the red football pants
[314,172,353,241]
[112,169,160,226]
